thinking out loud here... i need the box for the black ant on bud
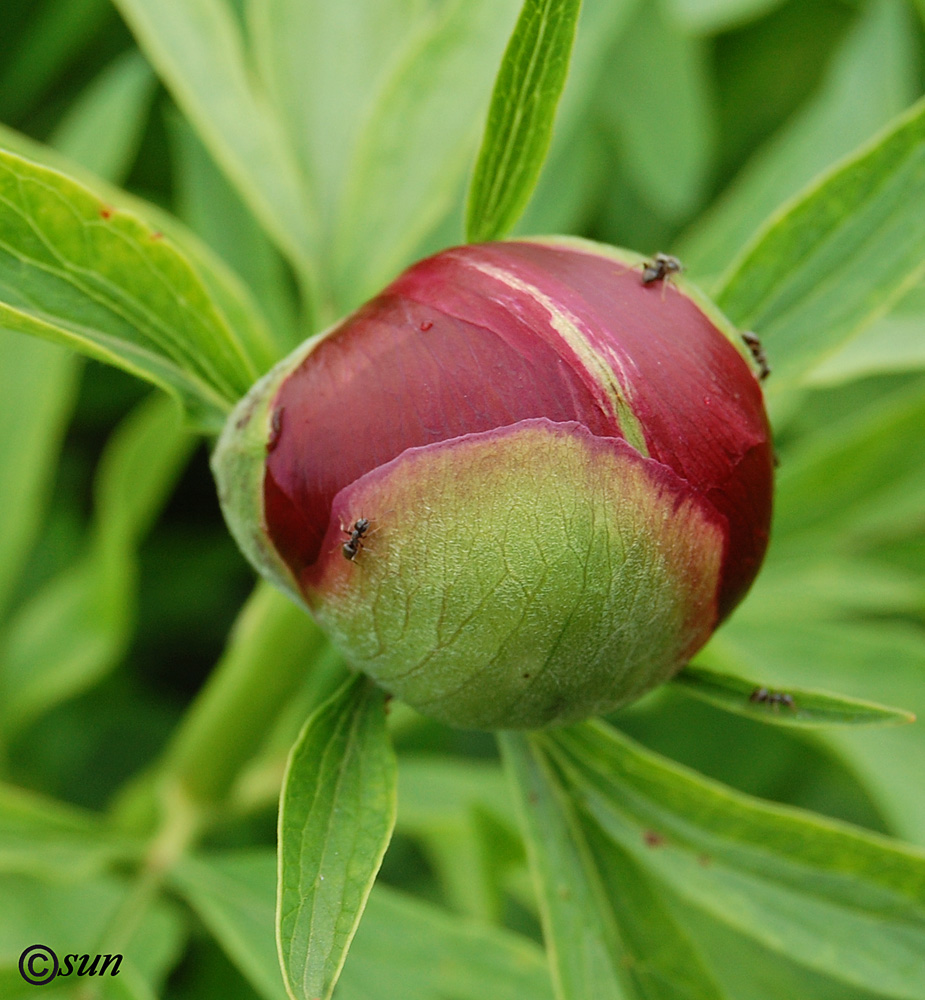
[342,518,371,561]
[641,252,683,286]
[749,687,795,710]
[742,331,771,381]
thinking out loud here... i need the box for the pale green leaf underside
[111,0,317,278]
[332,0,520,310]
[247,0,428,246]
[0,147,259,429]
[545,721,925,999]
[174,850,553,1000]
[673,664,915,727]
[715,96,925,391]
[277,676,396,1000]
[466,0,583,243]
[806,282,925,385]
[603,0,715,221]
[500,731,722,1000]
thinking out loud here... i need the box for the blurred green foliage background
[2,0,922,858]
[1,0,924,996]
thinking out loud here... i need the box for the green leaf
[600,0,715,221]
[714,95,925,391]
[546,719,925,998]
[0,333,79,619]
[0,44,176,622]
[0,148,260,429]
[681,0,918,279]
[397,757,521,922]
[338,883,555,1000]
[711,613,925,848]
[0,121,280,383]
[0,0,110,123]
[111,0,317,280]
[806,283,925,385]
[332,0,520,310]
[666,893,890,1000]
[499,731,722,1000]
[0,393,194,736]
[174,850,553,1000]
[513,0,638,236]
[0,870,185,999]
[246,0,429,247]
[0,781,139,879]
[172,852,287,1000]
[771,377,925,549]
[673,664,915,728]
[277,676,397,1000]
[167,112,299,358]
[663,0,787,35]
[466,0,583,243]
[50,51,156,181]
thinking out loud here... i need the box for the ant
[342,517,371,561]
[742,331,771,381]
[641,252,683,286]
[749,687,795,711]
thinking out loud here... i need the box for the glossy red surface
[264,241,773,617]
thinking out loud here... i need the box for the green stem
[158,579,324,807]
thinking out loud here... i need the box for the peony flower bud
[213,238,773,729]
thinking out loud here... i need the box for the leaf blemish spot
[643,829,665,847]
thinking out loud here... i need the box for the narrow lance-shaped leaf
[546,719,925,999]
[673,664,916,728]
[466,0,583,242]
[714,95,925,390]
[277,675,396,1000]
[0,148,260,430]
[499,732,626,999]
[499,731,723,1000]
[0,41,181,693]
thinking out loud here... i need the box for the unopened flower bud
[213,238,773,729]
